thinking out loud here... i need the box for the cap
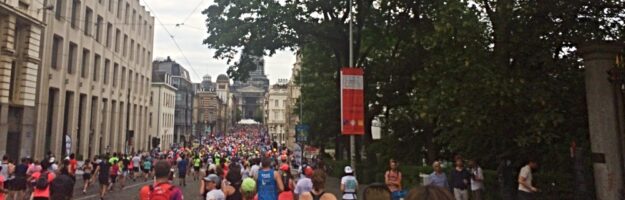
[241,178,256,193]
[280,164,289,172]
[304,166,314,177]
[204,174,220,183]
[344,166,353,174]
[49,157,55,163]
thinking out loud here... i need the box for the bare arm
[274,171,284,192]
[340,182,345,192]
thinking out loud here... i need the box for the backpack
[35,171,49,190]
[147,182,176,200]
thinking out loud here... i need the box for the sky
[143,0,296,84]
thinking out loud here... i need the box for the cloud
[144,0,295,83]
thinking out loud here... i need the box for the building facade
[152,57,193,146]
[0,0,45,160]
[265,79,289,145]
[286,54,302,148]
[231,56,269,121]
[150,73,175,150]
[34,0,154,159]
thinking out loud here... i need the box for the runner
[257,158,284,200]
[299,170,337,200]
[29,161,55,200]
[294,166,314,200]
[82,158,93,194]
[142,156,153,182]
[94,155,111,200]
[278,164,294,200]
[204,174,225,200]
[139,160,184,200]
[177,155,189,187]
[340,166,358,200]
[193,155,202,181]
[132,154,142,181]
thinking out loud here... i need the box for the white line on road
[73,181,151,200]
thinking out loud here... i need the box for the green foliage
[203,0,625,198]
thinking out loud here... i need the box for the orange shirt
[70,159,78,174]
[139,185,151,200]
[0,176,5,200]
[31,171,56,198]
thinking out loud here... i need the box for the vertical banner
[341,68,365,135]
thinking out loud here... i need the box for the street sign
[296,124,309,142]
[340,68,365,135]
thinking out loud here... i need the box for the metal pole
[348,0,357,177]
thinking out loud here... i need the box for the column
[109,101,117,153]
[580,41,625,200]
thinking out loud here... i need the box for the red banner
[341,68,365,135]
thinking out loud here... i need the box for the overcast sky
[143,0,295,84]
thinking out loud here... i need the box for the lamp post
[348,0,357,177]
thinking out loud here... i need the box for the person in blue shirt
[427,161,449,188]
[177,155,189,187]
[257,158,284,200]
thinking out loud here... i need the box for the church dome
[217,74,230,83]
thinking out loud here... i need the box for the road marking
[74,181,151,200]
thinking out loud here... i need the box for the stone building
[265,79,289,145]
[152,57,194,146]
[150,73,175,150]
[231,56,269,121]
[34,0,154,158]
[0,0,46,160]
[286,53,302,148]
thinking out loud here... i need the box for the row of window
[51,35,150,96]
[55,0,152,69]
[162,113,173,128]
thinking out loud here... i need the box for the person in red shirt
[0,166,9,200]
[139,160,184,200]
[69,154,78,178]
[28,161,55,200]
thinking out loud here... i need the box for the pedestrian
[299,169,337,200]
[177,155,189,187]
[517,158,539,200]
[385,159,403,200]
[50,161,75,200]
[139,160,184,200]
[94,155,111,200]
[82,158,93,194]
[294,166,314,200]
[449,159,471,200]
[257,158,284,200]
[404,185,454,200]
[29,160,55,200]
[240,178,256,200]
[278,164,294,200]
[363,183,391,200]
[341,166,358,200]
[426,161,448,188]
[222,164,243,200]
[467,160,483,200]
[204,174,225,200]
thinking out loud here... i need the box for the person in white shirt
[294,166,314,200]
[518,158,539,200]
[468,160,484,200]
[205,174,226,200]
[340,166,358,200]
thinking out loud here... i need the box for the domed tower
[216,75,230,103]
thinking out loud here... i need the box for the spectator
[468,160,483,200]
[299,170,337,200]
[385,159,403,200]
[427,161,448,188]
[340,166,358,200]
[405,186,454,200]
[449,159,471,200]
[518,158,539,200]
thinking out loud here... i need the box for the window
[147,51,151,65]
[104,59,110,84]
[84,7,93,35]
[70,0,80,29]
[113,63,118,87]
[132,10,136,30]
[275,100,279,107]
[129,40,134,60]
[55,0,64,19]
[124,3,130,23]
[115,29,120,52]
[121,67,126,88]
[68,42,77,74]
[106,23,112,47]
[117,0,122,18]
[135,44,139,64]
[122,34,127,57]
[138,15,142,34]
[108,0,113,12]
[81,48,90,78]
[93,54,101,81]
[95,16,103,42]
[128,70,133,91]
[51,35,63,69]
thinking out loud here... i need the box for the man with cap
[294,166,314,200]
[204,174,225,200]
[341,166,358,200]
[240,177,257,200]
[139,160,184,200]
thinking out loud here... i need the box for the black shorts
[98,176,109,185]
[110,175,118,183]
[194,166,200,172]
[83,173,92,180]
[9,177,27,191]
[142,168,150,173]
[178,173,186,178]
[133,168,139,172]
